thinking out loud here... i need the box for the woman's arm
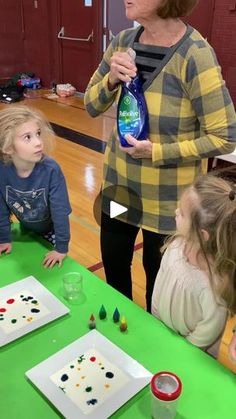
[84,33,136,117]
[151,46,236,166]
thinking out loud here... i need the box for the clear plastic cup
[63,272,84,304]
[150,371,182,419]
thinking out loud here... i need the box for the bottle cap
[151,371,182,401]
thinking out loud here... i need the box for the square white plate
[0,275,69,347]
[26,329,152,419]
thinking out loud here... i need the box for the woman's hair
[0,105,54,163]
[157,0,199,19]
[168,172,236,314]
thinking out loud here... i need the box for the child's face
[10,119,44,164]
[175,190,198,237]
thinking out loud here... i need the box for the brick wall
[211,0,236,105]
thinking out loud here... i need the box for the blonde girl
[151,173,236,355]
[0,105,71,267]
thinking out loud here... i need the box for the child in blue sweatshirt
[0,105,71,268]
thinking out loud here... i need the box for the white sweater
[151,239,227,349]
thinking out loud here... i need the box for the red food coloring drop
[7,299,15,304]
[0,308,6,312]
[90,356,96,362]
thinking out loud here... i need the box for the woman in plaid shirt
[84,0,236,311]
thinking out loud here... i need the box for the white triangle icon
[110,201,128,218]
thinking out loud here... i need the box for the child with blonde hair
[0,105,71,268]
[152,173,236,355]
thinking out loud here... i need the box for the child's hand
[43,250,67,268]
[0,243,12,255]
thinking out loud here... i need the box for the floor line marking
[70,213,100,235]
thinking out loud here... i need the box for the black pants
[100,212,166,312]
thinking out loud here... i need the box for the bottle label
[118,93,141,138]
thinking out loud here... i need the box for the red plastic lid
[151,371,182,401]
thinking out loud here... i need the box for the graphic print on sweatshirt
[6,186,49,222]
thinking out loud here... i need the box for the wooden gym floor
[0,91,235,373]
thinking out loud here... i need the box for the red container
[150,371,182,419]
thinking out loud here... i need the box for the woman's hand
[229,332,236,362]
[119,134,153,159]
[0,243,12,255]
[108,50,137,89]
[43,250,67,268]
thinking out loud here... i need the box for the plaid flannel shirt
[84,25,236,234]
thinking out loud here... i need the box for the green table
[0,226,235,419]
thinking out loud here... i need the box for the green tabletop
[0,226,235,419]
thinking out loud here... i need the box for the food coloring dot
[31,308,40,313]
[61,374,69,382]
[106,372,114,379]
[7,299,15,304]
[86,399,98,406]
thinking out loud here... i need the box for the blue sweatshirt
[0,157,71,253]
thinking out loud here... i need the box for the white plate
[26,329,152,419]
[0,276,69,347]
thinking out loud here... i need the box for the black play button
[93,185,142,227]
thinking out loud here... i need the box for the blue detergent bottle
[117,48,149,147]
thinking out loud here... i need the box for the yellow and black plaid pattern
[85,26,236,234]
